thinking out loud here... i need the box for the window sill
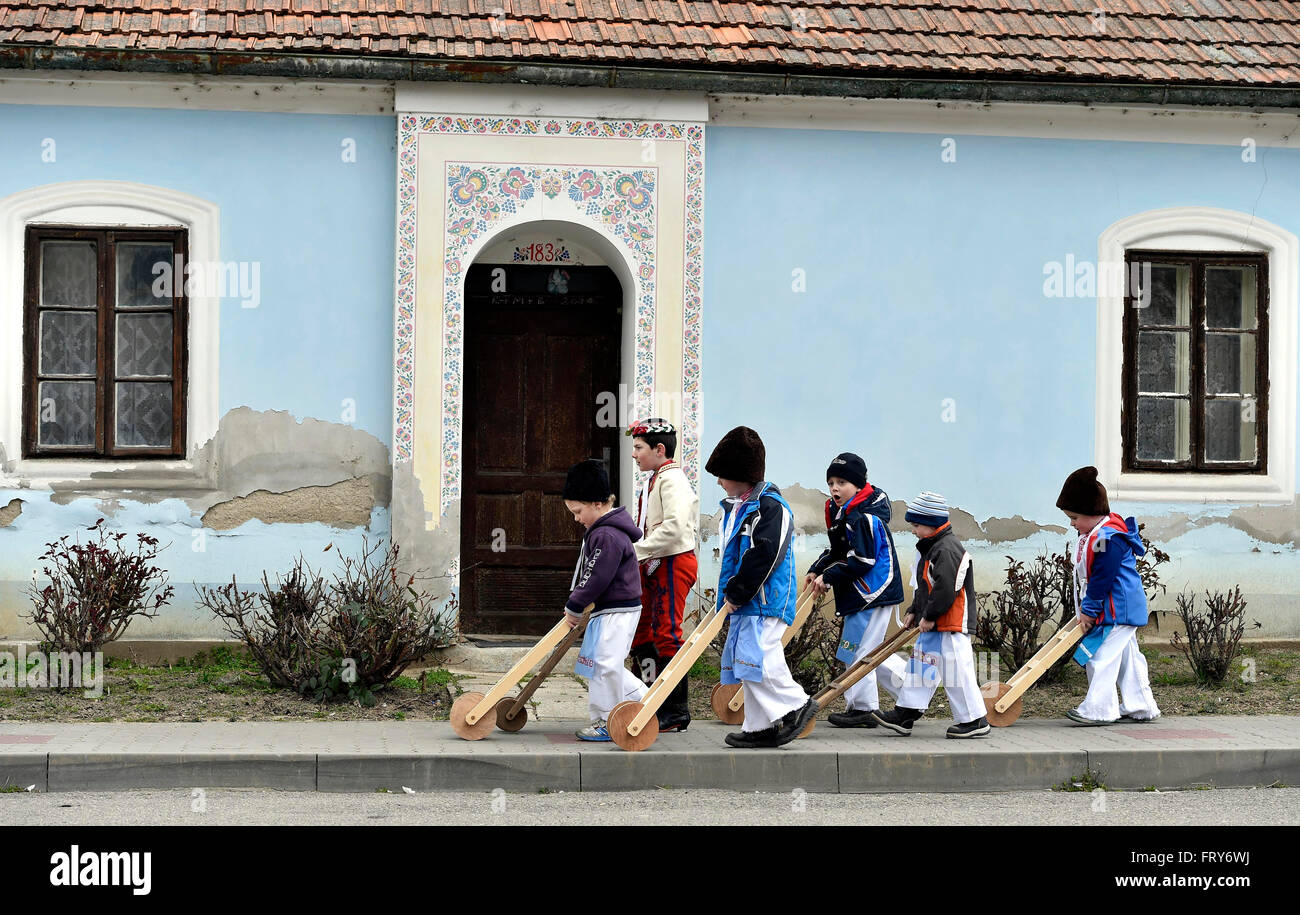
[1110,470,1292,504]
[0,458,216,492]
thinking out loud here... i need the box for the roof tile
[0,0,1296,86]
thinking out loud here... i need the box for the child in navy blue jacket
[805,453,906,727]
[562,460,648,741]
[1056,466,1160,725]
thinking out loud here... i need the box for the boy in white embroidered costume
[627,418,699,732]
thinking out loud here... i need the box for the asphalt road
[3,785,1296,826]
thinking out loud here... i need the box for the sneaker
[657,711,691,733]
[1119,711,1162,723]
[576,720,612,741]
[871,707,923,735]
[775,699,818,745]
[724,726,781,749]
[828,709,879,728]
[946,717,991,739]
[1066,708,1117,726]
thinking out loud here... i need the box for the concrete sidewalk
[2,715,1297,795]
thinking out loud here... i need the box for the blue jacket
[716,482,798,623]
[807,484,904,615]
[1076,514,1149,628]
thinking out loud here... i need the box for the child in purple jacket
[562,460,648,741]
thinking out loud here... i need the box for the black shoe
[946,716,991,739]
[828,709,879,728]
[657,711,691,733]
[725,726,780,749]
[871,707,923,735]
[774,699,818,746]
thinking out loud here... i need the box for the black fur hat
[1056,466,1110,516]
[563,459,612,502]
[705,426,766,483]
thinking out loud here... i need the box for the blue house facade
[2,6,1300,639]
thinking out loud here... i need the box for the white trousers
[843,605,905,712]
[896,631,987,725]
[743,616,810,732]
[1075,624,1160,722]
[585,611,648,722]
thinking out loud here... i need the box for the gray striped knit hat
[905,491,949,526]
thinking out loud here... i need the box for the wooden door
[460,264,622,634]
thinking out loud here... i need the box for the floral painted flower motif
[638,262,655,281]
[499,167,534,200]
[544,120,562,134]
[539,173,563,198]
[627,222,653,243]
[613,174,653,212]
[450,167,489,206]
[600,200,628,225]
[448,217,475,238]
[446,258,462,275]
[568,169,602,202]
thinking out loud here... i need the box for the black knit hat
[1056,466,1110,515]
[705,426,765,483]
[563,459,612,502]
[826,452,867,489]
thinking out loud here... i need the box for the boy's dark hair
[627,418,677,459]
[634,430,677,459]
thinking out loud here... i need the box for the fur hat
[563,459,612,503]
[705,426,765,483]
[826,452,867,490]
[1056,466,1110,516]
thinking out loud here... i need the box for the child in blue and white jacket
[1056,466,1161,725]
[805,452,906,727]
[707,426,816,749]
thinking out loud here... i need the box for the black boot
[658,675,691,733]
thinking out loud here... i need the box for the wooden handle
[504,605,593,720]
[780,587,818,648]
[811,624,919,707]
[465,610,585,725]
[629,604,729,735]
[996,617,1084,712]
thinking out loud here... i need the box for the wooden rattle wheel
[983,681,1023,728]
[495,696,527,732]
[608,701,659,752]
[710,683,744,725]
[450,692,498,740]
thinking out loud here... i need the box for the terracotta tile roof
[1,0,1299,86]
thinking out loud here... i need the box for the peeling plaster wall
[0,102,399,639]
[702,125,1300,636]
[1,409,396,639]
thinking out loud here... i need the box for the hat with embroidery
[625,417,676,437]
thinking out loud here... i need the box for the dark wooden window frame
[23,226,188,459]
[1122,249,1269,474]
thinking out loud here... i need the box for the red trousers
[632,550,699,658]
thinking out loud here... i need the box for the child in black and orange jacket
[871,491,990,739]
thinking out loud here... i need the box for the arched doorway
[458,226,627,634]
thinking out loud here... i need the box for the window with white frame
[1096,208,1296,502]
[0,181,219,489]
